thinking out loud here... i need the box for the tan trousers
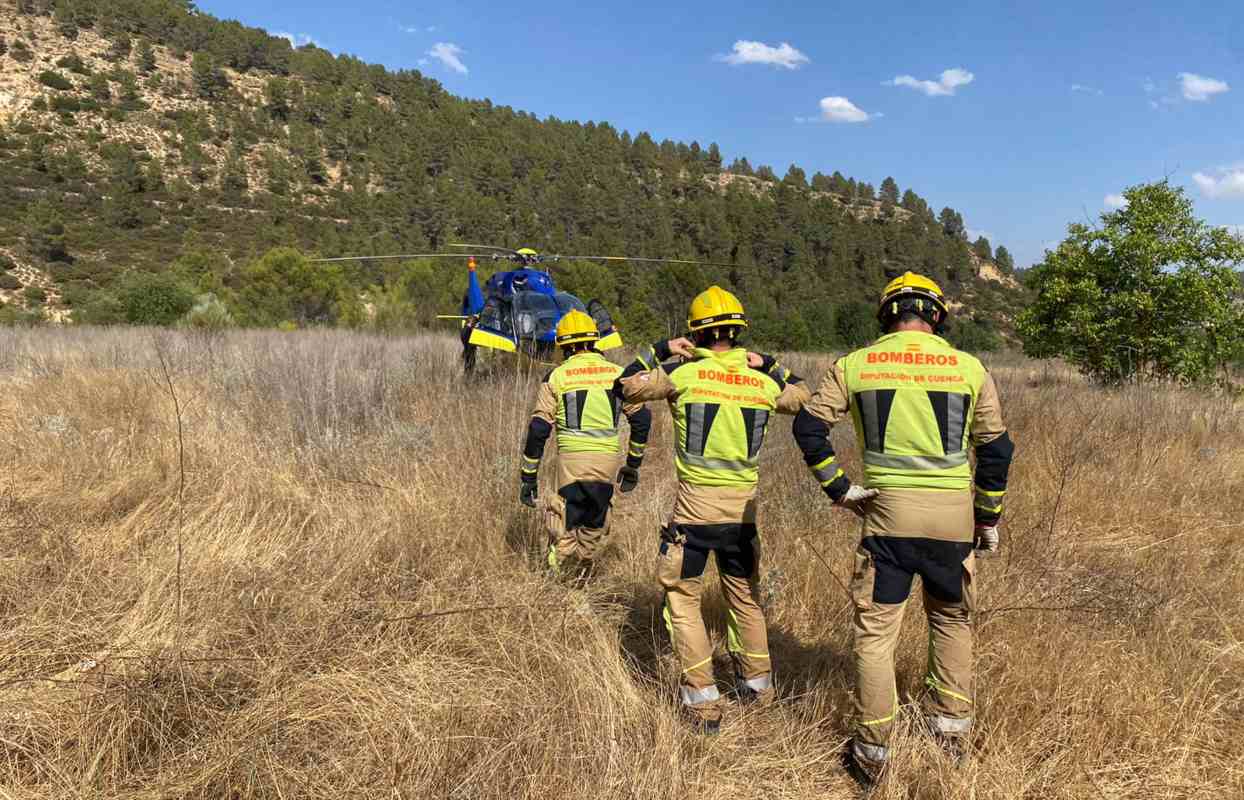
[657,525,771,719]
[544,452,618,571]
[850,542,976,762]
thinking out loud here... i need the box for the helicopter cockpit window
[513,292,560,339]
[555,292,588,314]
[478,296,508,334]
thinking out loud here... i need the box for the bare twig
[153,335,187,659]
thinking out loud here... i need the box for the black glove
[520,481,538,508]
[617,466,640,493]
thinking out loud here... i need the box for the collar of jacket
[691,346,749,368]
[873,330,951,347]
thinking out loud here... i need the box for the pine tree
[137,39,157,74]
[880,177,900,205]
[972,236,993,261]
[994,245,1014,273]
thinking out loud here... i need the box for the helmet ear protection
[877,272,949,332]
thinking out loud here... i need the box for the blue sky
[198,0,1244,267]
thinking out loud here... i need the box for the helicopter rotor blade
[547,255,739,269]
[309,254,498,263]
[449,243,520,254]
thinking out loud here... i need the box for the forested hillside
[0,0,1026,348]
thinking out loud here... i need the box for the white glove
[974,525,999,553]
[836,485,879,518]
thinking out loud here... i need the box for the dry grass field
[0,327,1241,800]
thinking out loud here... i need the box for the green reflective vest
[549,352,625,454]
[839,331,987,490]
[668,347,784,488]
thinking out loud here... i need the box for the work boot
[735,683,776,708]
[841,739,886,792]
[924,715,970,765]
[682,702,723,736]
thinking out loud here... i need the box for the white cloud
[1192,166,1244,199]
[716,40,810,70]
[1071,84,1103,96]
[814,96,875,123]
[885,67,974,97]
[1179,72,1229,102]
[400,23,438,34]
[1104,193,1128,210]
[427,42,468,75]
[276,31,319,48]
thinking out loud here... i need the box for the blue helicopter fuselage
[462,268,576,343]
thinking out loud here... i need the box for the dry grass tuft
[1,328,1241,799]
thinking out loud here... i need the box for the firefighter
[792,272,1015,785]
[616,286,810,734]
[520,309,651,579]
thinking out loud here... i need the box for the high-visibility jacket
[521,351,651,483]
[543,351,629,454]
[794,331,1014,525]
[839,331,987,490]
[619,345,807,489]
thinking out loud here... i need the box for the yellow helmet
[877,271,949,325]
[687,285,748,333]
[555,309,599,347]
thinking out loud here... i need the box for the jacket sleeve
[755,354,810,415]
[791,360,853,502]
[970,372,1014,526]
[521,378,558,483]
[614,340,679,404]
[622,403,652,470]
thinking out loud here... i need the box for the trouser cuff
[680,684,721,706]
[926,713,972,735]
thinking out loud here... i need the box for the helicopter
[313,244,735,373]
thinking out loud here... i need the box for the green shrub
[117,271,196,325]
[948,317,1002,353]
[23,286,47,305]
[69,290,125,325]
[0,255,15,271]
[0,304,43,326]
[55,54,91,75]
[51,96,82,114]
[31,97,48,112]
[10,41,34,64]
[180,293,234,331]
[0,274,21,291]
[38,71,74,91]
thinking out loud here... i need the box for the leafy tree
[728,157,753,176]
[835,301,879,347]
[233,247,359,326]
[972,236,992,261]
[754,165,777,182]
[1018,181,1244,384]
[948,316,1001,352]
